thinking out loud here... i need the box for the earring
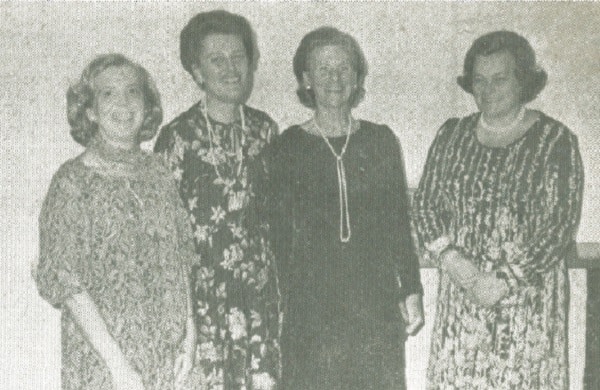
[305,85,311,90]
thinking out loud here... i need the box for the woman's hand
[467,272,509,308]
[399,293,425,336]
[110,359,145,390]
[174,349,194,390]
[439,248,479,290]
[174,313,196,390]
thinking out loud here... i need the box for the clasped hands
[439,248,510,308]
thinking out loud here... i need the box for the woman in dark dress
[269,27,424,390]
[154,10,279,390]
[413,31,584,389]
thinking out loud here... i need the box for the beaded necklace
[200,101,246,180]
[479,106,525,132]
[313,117,353,243]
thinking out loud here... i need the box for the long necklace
[200,101,246,180]
[479,106,525,132]
[313,117,353,243]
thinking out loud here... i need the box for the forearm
[183,273,197,352]
[64,291,127,371]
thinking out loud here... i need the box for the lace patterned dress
[34,138,198,390]
[413,112,584,389]
[154,102,280,389]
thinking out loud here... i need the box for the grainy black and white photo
[1,2,599,390]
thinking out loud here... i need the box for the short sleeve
[33,165,90,307]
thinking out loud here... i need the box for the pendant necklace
[313,117,353,243]
[200,101,246,180]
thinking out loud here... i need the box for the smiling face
[192,33,251,105]
[303,44,358,111]
[472,50,523,120]
[86,65,145,148]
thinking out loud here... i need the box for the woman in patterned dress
[413,30,584,389]
[33,54,198,390]
[269,27,424,390]
[154,10,279,390]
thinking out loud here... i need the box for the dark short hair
[293,26,368,109]
[67,53,163,146]
[457,30,547,103]
[180,10,257,76]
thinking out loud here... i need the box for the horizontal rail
[417,243,600,269]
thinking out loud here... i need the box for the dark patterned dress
[413,112,584,389]
[154,102,280,389]
[269,121,423,390]
[33,138,198,390]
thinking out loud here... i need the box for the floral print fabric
[154,102,280,389]
[413,112,584,389]
[34,142,198,390]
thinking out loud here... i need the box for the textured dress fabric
[34,140,198,390]
[269,121,423,390]
[413,112,584,389]
[154,102,280,389]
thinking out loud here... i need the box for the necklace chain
[479,106,526,132]
[200,101,246,180]
[313,117,353,243]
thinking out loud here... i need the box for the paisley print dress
[413,112,584,389]
[154,102,280,389]
[34,138,198,390]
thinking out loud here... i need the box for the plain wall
[1,2,598,389]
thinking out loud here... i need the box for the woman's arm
[383,127,424,334]
[174,270,197,389]
[501,129,584,286]
[64,292,144,390]
[411,119,507,307]
[412,119,458,260]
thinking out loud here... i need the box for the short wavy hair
[180,10,258,76]
[293,26,368,109]
[457,30,547,104]
[67,53,163,147]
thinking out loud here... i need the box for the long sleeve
[505,129,584,285]
[33,165,90,307]
[412,119,459,257]
[384,128,424,298]
[264,134,295,304]
[254,119,279,224]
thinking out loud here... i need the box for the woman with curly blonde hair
[34,53,198,390]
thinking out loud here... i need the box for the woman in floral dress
[33,54,197,390]
[413,31,584,389]
[154,11,279,390]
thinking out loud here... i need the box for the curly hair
[180,10,257,77]
[457,30,547,104]
[67,53,163,146]
[293,26,368,109]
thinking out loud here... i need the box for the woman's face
[193,34,250,105]
[87,65,145,147]
[303,45,358,111]
[472,50,523,119]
